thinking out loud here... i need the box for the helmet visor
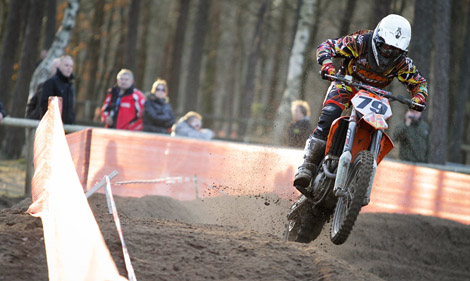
[376,36,405,58]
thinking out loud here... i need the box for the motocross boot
[293,135,326,195]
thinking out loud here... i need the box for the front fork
[333,109,381,203]
[333,110,357,197]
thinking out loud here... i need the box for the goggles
[375,36,405,58]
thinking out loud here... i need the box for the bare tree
[113,4,129,72]
[168,0,190,106]
[183,0,212,112]
[265,0,290,123]
[43,0,57,50]
[0,0,27,109]
[409,0,434,79]
[135,0,152,89]
[238,0,270,138]
[95,3,117,108]
[338,0,357,35]
[449,2,470,163]
[28,0,80,102]
[429,0,451,164]
[200,0,222,122]
[369,0,390,28]
[4,0,46,158]
[299,0,326,100]
[82,0,106,120]
[272,0,316,145]
[0,0,8,40]
[124,0,141,71]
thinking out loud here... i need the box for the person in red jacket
[294,14,428,196]
[101,69,146,131]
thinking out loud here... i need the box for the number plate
[351,91,392,120]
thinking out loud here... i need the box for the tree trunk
[4,0,46,159]
[410,0,434,79]
[124,0,141,71]
[135,0,151,89]
[429,0,451,165]
[113,5,128,72]
[0,0,27,109]
[238,0,269,138]
[369,0,390,28]
[264,0,289,124]
[28,0,80,101]
[339,0,357,35]
[200,0,221,124]
[272,0,315,145]
[95,3,116,108]
[167,0,190,106]
[0,0,8,41]
[299,0,326,100]
[448,2,470,163]
[44,0,57,50]
[82,0,106,120]
[183,0,212,113]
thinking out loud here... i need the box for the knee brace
[313,104,343,140]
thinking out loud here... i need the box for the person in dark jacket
[143,78,176,134]
[40,55,76,124]
[287,100,313,148]
[0,100,5,122]
[393,109,429,163]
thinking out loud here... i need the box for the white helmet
[372,14,411,67]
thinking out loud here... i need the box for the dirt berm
[1,193,469,281]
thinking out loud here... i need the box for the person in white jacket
[171,111,214,140]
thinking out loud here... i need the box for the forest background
[0,0,469,166]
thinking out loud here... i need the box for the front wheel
[330,150,374,245]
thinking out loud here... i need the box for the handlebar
[325,74,425,110]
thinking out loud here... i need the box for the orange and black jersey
[316,30,428,100]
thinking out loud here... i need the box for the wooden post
[24,127,35,196]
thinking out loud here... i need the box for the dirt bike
[285,74,425,245]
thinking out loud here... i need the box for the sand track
[1,193,469,281]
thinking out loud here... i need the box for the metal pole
[194,175,198,199]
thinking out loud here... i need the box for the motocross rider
[294,14,428,197]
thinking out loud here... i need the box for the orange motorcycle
[285,74,425,245]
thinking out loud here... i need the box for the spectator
[287,100,313,148]
[49,58,61,77]
[35,49,48,67]
[0,100,5,122]
[26,58,61,120]
[142,78,175,134]
[171,111,214,140]
[40,55,76,124]
[393,109,430,163]
[101,69,146,131]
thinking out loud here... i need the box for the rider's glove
[320,62,336,81]
[410,93,426,112]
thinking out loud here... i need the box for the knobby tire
[330,150,374,245]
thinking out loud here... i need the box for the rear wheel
[330,150,373,245]
[296,210,327,243]
[285,205,328,243]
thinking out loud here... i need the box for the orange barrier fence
[66,128,470,225]
[28,97,127,281]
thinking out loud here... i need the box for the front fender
[351,118,394,164]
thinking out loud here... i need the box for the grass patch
[0,159,26,197]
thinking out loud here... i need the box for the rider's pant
[313,82,354,140]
